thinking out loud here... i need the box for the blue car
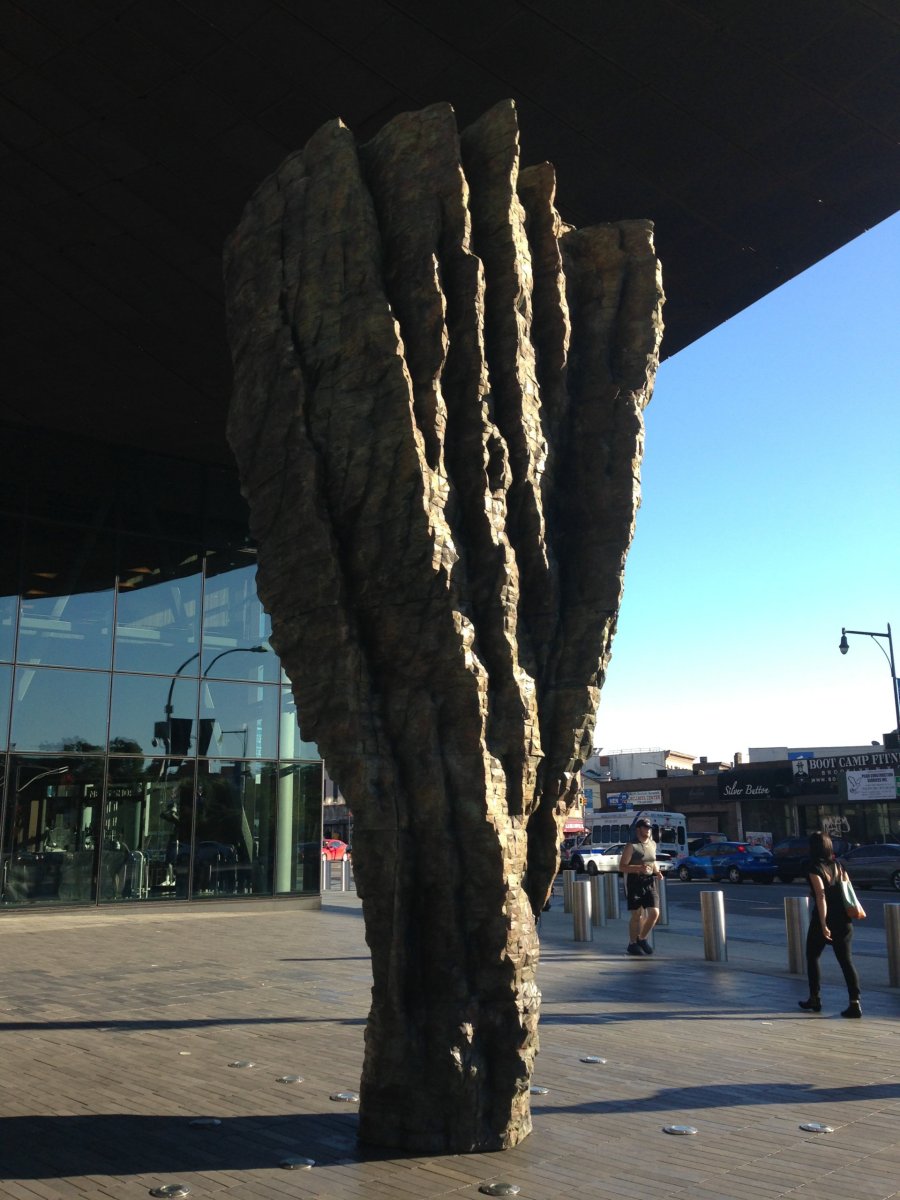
[676,842,777,884]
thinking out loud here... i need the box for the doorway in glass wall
[2,756,102,904]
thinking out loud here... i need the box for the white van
[586,810,688,863]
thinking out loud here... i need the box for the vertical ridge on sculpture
[461,105,555,708]
[361,104,539,828]
[225,98,663,1155]
[521,219,662,911]
[296,120,511,1154]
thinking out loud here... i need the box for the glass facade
[0,430,323,908]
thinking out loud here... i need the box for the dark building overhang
[2,0,899,468]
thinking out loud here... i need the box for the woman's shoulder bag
[837,865,866,920]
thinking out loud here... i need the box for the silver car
[839,843,900,892]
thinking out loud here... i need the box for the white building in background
[580,748,699,818]
[748,744,891,762]
[583,748,697,781]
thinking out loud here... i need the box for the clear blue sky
[595,210,900,764]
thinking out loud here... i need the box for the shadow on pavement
[0,1015,367,1032]
[544,1077,900,1115]
[0,1111,382,1180]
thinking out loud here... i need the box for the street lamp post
[204,645,268,678]
[838,623,900,738]
[163,651,201,733]
[15,763,71,793]
[156,645,268,757]
[150,644,270,891]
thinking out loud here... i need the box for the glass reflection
[99,758,197,902]
[10,666,110,754]
[115,548,202,676]
[191,760,276,898]
[110,673,199,760]
[1,755,103,905]
[200,680,278,760]
[0,665,10,749]
[18,589,114,671]
[274,761,323,895]
[18,521,114,670]
[0,593,16,663]
[202,554,277,684]
[1,526,325,908]
[279,686,319,760]
[0,513,20,662]
[203,644,272,682]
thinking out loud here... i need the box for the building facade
[0,426,323,910]
[585,747,900,848]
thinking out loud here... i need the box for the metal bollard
[590,872,607,927]
[656,873,669,926]
[886,904,900,988]
[563,869,576,913]
[784,896,809,975]
[700,890,727,961]
[573,879,592,941]
[341,858,352,892]
[603,871,621,920]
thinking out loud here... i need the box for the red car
[322,839,350,862]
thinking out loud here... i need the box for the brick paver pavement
[1,884,898,1200]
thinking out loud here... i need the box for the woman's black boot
[841,1000,862,1018]
[798,998,821,1012]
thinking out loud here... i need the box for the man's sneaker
[637,938,654,955]
[626,942,643,956]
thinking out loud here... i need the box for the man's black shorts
[626,877,659,911]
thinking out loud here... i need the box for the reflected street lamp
[838,623,900,738]
[155,645,269,757]
[204,645,268,678]
[15,763,70,793]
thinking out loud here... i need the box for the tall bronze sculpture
[224,100,663,1154]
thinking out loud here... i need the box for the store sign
[718,764,793,800]
[723,781,771,797]
[607,789,662,810]
[844,769,897,802]
[795,750,900,795]
[809,750,900,770]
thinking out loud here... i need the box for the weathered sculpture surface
[224,100,663,1154]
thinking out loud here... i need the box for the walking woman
[798,830,862,1018]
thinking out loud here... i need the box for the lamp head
[839,630,849,656]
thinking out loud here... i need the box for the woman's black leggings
[806,917,860,1001]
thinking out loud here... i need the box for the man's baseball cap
[634,818,652,828]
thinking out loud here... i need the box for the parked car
[676,842,777,884]
[572,843,623,875]
[322,839,350,862]
[687,833,729,855]
[572,844,674,876]
[839,843,900,891]
[772,834,852,883]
